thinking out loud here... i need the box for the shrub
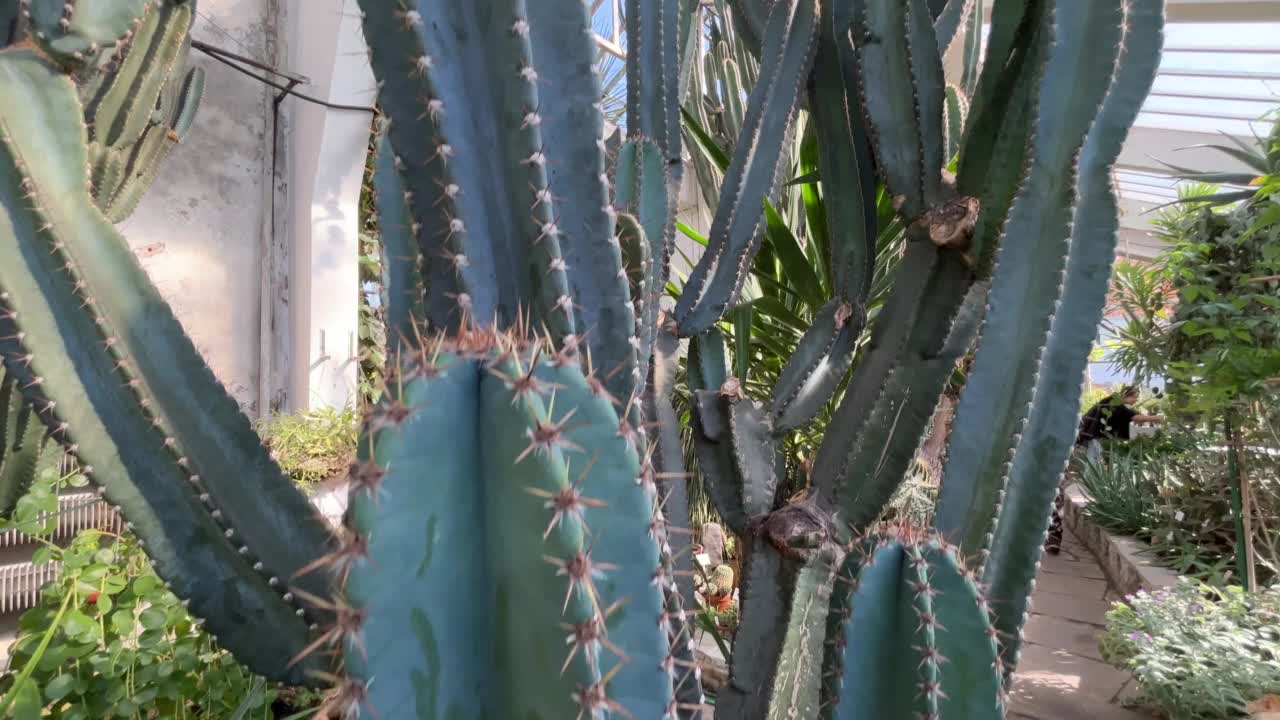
[0,468,321,718]
[256,406,360,488]
[1100,579,1280,720]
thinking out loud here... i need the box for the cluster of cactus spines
[332,327,694,719]
[0,48,334,684]
[822,526,1004,720]
[78,0,204,222]
[674,0,820,335]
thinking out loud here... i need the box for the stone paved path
[1007,529,1156,719]
[697,528,1157,718]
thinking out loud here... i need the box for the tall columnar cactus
[677,0,1164,716]
[0,0,1166,718]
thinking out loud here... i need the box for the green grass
[256,407,359,488]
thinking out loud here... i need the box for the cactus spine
[0,0,1165,718]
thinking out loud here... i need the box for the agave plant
[0,1,1165,719]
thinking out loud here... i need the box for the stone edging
[1062,483,1180,597]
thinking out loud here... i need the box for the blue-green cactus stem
[372,123,425,352]
[647,319,698,612]
[954,0,1043,198]
[358,1,576,341]
[528,2,640,403]
[674,0,819,336]
[626,0,683,165]
[943,84,967,162]
[982,0,1164,674]
[343,335,678,718]
[933,0,972,52]
[0,49,335,683]
[823,528,1003,719]
[848,0,946,220]
[614,139,670,392]
[25,0,149,63]
[810,240,981,537]
[934,0,1126,559]
[714,497,842,717]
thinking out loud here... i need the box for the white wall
[280,0,376,413]
[123,0,374,417]
[121,0,279,416]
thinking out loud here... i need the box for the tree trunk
[1225,414,1258,592]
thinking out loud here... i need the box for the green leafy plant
[256,407,359,489]
[0,465,314,719]
[1077,452,1161,536]
[0,1,1167,718]
[1100,579,1280,720]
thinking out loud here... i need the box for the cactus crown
[0,0,1166,718]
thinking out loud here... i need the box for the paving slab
[1033,568,1110,599]
[1022,613,1108,662]
[1026,588,1115,627]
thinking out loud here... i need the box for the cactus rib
[372,122,425,353]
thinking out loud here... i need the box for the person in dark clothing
[1044,386,1163,554]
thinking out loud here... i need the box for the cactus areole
[0,0,1164,718]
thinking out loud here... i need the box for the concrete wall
[121,0,374,417]
[120,0,280,416]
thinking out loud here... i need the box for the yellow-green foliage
[256,407,359,487]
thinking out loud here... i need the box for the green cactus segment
[481,353,604,717]
[357,1,575,340]
[617,212,652,330]
[348,345,676,718]
[955,0,1042,197]
[849,0,945,220]
[343,355,499,719]
[0,369,46,518]
[625,0,683,163]
[933,0,971,51]
[690,389,749,535]
[810,23,877,305]
[0,49,336,629]
[934,1,1125,556]
[83,0,191,150]
[943,84,967,162]
[728,396,778,517]
[372,125,425,352]
[28,0,149,62]
[959,0,982,95]
[673,0,819,336]
[614,139,669,392]
[724,0,768,58]
[0,179,319,696]
[79,0,202,222]
[527,2,637,398]
[770,299,865,433]
[826,533,1003,719]
[958,6,1049,272]
[716,542,835,717]
[812,240,980,536]
[648,321,699,612]
[688,327,731,394]
[984,0,1164,672]
[534,358,676,718]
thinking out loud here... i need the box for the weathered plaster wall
[119,0,278,416]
